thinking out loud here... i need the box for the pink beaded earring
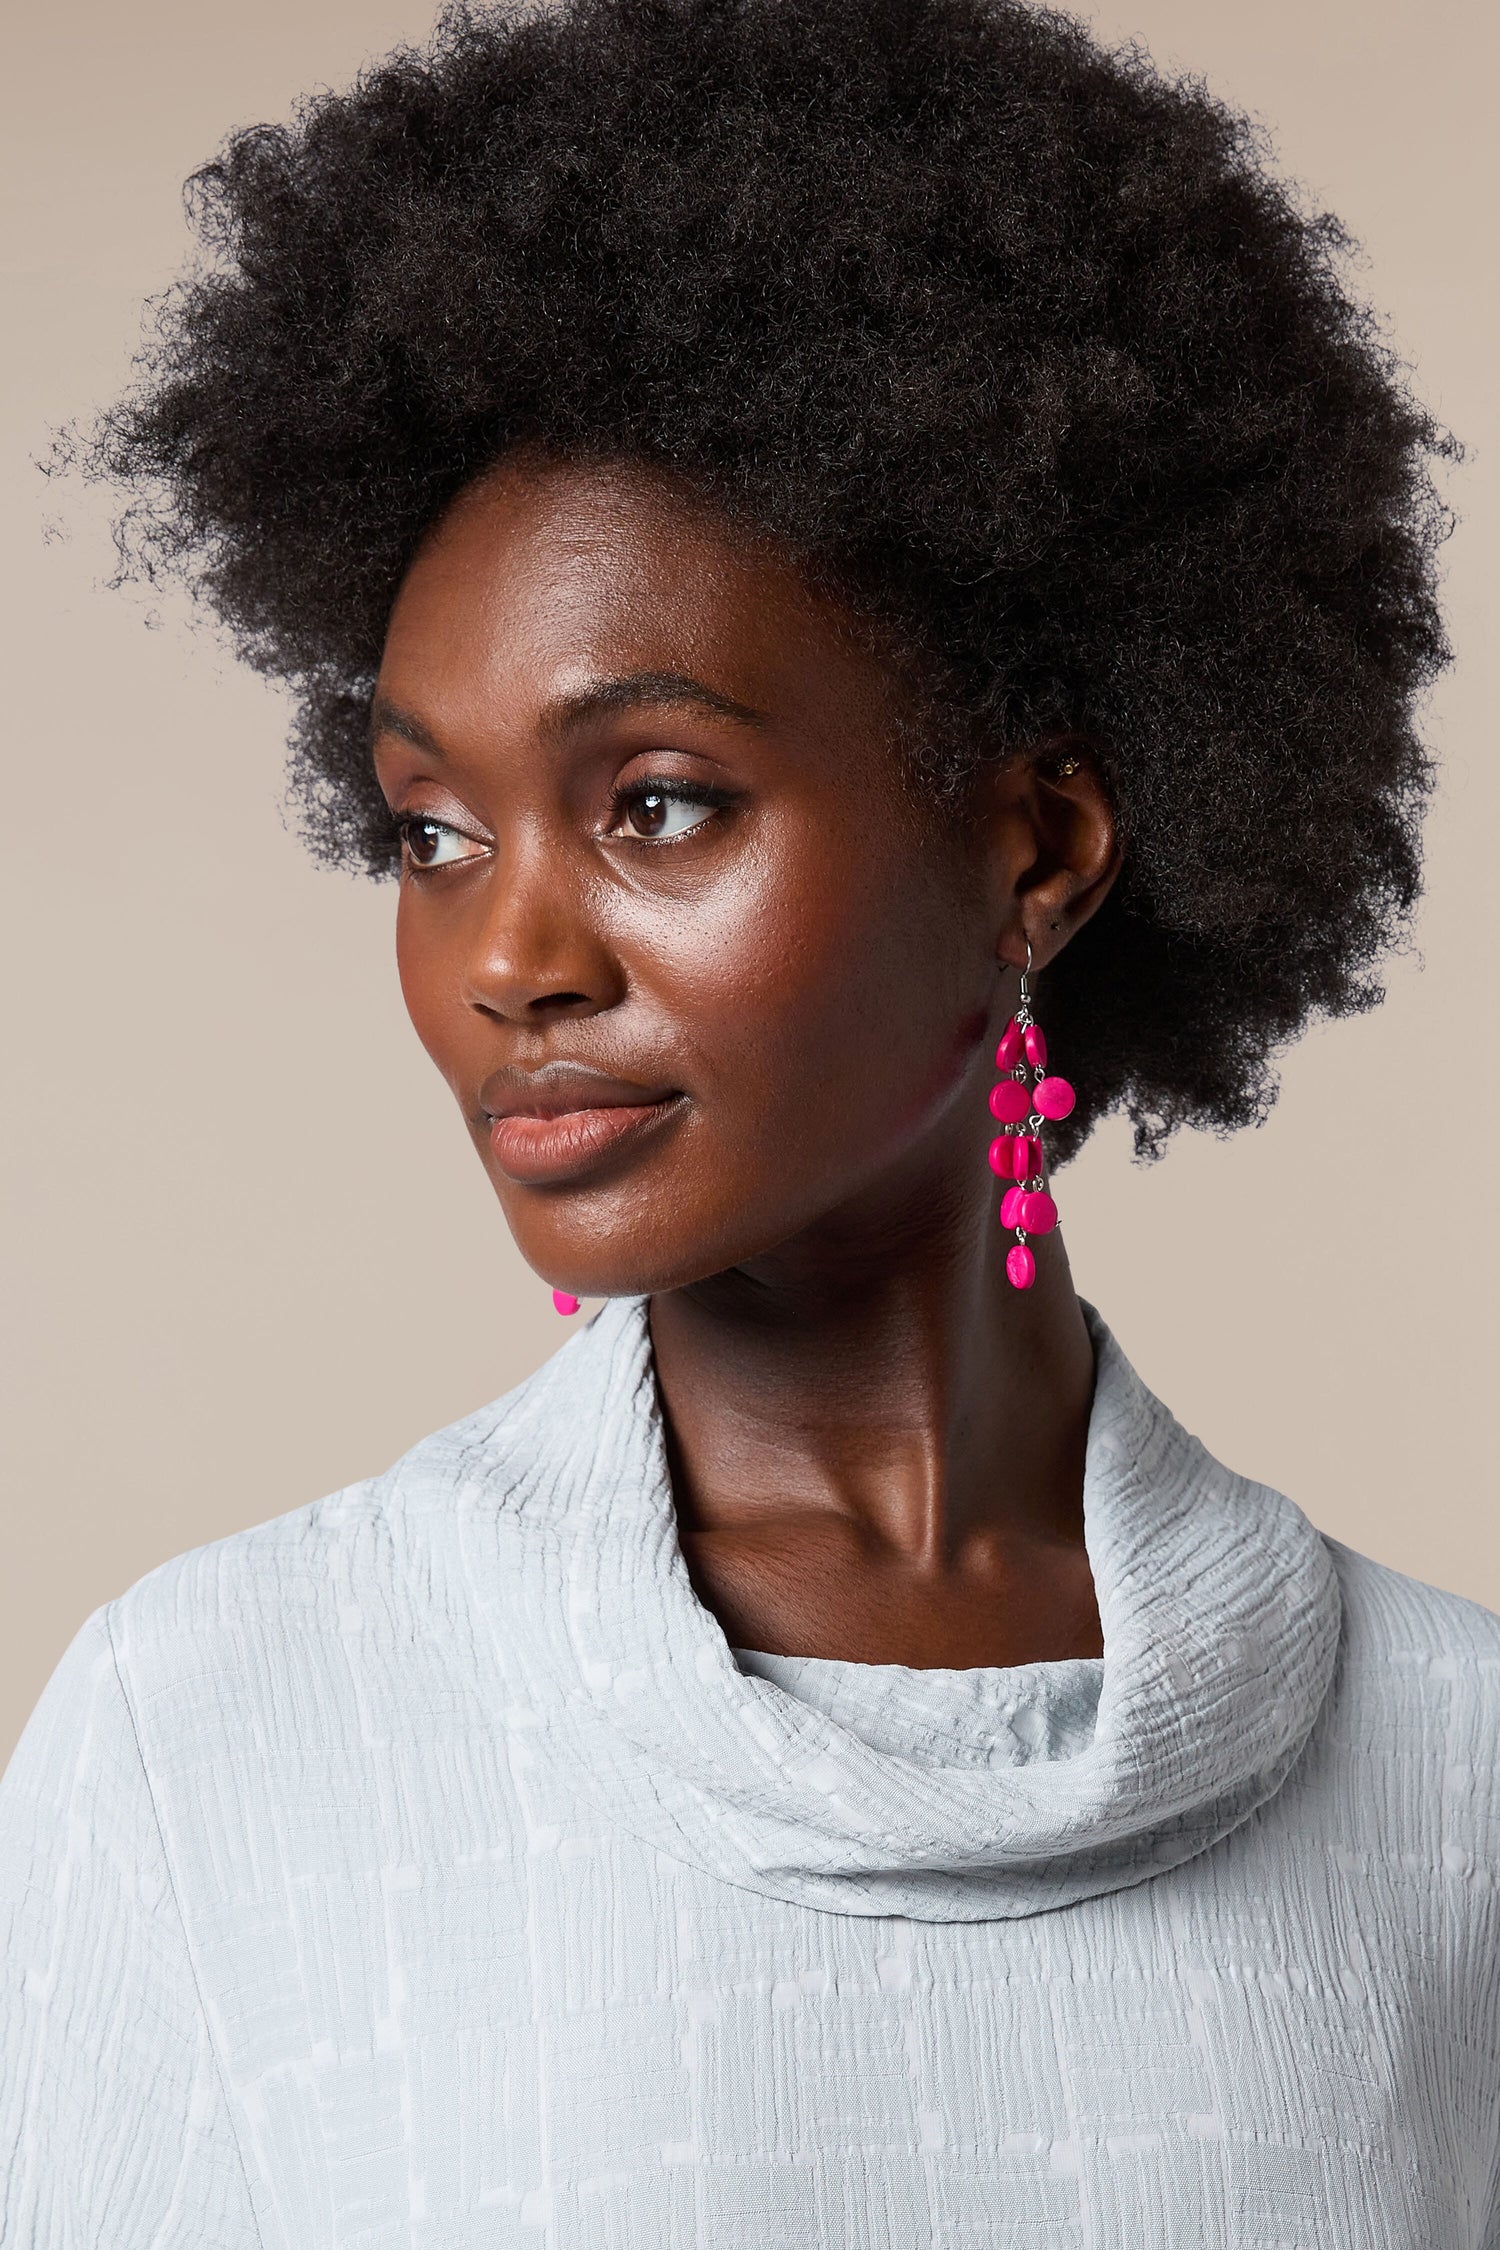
[986,940,1076,1290]
[552,1290,581,1316]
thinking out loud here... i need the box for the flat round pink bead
[1017,1134,1044,1179]
[999,1184,1027,1229]
[995,1018,1023,1070]
[1020,1190,1058,1235]
[551,1290,581,1316]
[988,1078,1030,1124]
[1033,1075,1076,1120]
[1024,1023,1048,1069]
[1006,1242,1036,1290]
[987,1135,1020,1178]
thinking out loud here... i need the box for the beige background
[3,0,1495,1766]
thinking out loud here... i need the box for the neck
[646,1167,1101,1666]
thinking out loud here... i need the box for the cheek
[393,888,475,1094]
[636,834,982,1175]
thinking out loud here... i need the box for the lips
[480,1063,685,1185]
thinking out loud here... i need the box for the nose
[460,829,624,1024]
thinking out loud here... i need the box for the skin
[373,453,1122,1667]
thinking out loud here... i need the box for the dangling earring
[987,939,1076,1289]
[552,1290,581,1316]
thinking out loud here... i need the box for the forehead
[377,454,898,735]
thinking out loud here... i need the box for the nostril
[468,984,609,1024]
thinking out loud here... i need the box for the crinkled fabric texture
[3,1298,1499,2246]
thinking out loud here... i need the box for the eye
[608,782,729,842]
[398,816,487,869]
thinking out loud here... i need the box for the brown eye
[611,786,723,841]
[628,792,669,838]
[399,816,484,868]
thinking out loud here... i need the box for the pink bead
[995,1018,1023,1070]
[1017,1134,1044,1180]
[552,1290,581,1316]
[1006,1243,1037,1290]
[1024,1023,1048,1069]
[999,1184,1027,1229]
[988,1078,1030,1124]
[1020,1190,1058,1235]
[1033,1075,1076,1121]
[987,1135,1019,1178]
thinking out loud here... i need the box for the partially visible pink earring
[552,1290,581,1316]
[987,940,1076,1289]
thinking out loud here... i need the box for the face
[373,455,1074,1299]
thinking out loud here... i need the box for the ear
[976,741,1122,975]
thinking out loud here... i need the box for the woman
[2,0,1494,2241]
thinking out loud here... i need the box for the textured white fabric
[3,1295,1499,2246]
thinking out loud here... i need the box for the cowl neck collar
[453,1294,1340,1920]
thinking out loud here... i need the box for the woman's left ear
[979,741,1122,974]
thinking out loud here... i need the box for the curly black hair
[79,0,1455,1160]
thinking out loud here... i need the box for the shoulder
[57,1372,574,1873]
[1313,1539,1500,1860]
[89,1300,645,1748]
[103,1294,648,1652]
[99,1349,569,1701]
[1326,1535,1500,1678]
[133,1304,624,1609]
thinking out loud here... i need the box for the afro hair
[80,0,1456,1159]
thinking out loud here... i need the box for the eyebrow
[546,672,770,736]
[369,696,440,753]
[369,672,769,759]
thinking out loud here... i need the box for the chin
[525,1248,732,1302]
[510,1205,792,1304]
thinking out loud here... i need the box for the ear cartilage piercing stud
[987,948,1075,1289]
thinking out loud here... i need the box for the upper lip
[479,1062,681,1121]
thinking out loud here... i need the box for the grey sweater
[3,1295,1497,2245]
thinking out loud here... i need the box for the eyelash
[393,777,734,867]
[606,775,735,834]
[393,814,478,863]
